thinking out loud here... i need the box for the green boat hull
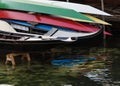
[0,0,93,23]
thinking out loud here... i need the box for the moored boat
[6,20,104,47]
[0,20,104,52]
[0,10,111,36]
[0,20,77,52]
[0,10,97,32]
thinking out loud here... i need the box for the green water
[0,47,120,86]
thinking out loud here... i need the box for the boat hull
[0,10,97,32]
[0,31,103,53]
[0,27,103,53]
[71,30,104,48]
[0,0,93,22]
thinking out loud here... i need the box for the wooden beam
[5,53,31,69]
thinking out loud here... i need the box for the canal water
[0,37,119,86]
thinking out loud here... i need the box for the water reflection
[0,47,120,86]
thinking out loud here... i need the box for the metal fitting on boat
[71,37,78,41]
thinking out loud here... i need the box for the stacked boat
[0,0,112,51]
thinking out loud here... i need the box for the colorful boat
[84,14,111,25]
[32,0,111,16]
[0,10,102,33]
[0,10,98,32]
[0,0,93,23]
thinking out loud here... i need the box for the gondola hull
[0,20,104,53]
[0,28,103,53]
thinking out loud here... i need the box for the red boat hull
[0,10,111,35]
[0,10,97,32]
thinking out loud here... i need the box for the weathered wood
[5,53,31,69]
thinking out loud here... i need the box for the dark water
[0,37,120,86]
